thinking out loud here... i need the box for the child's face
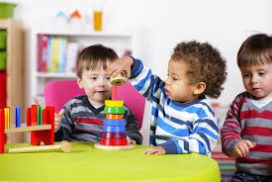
[77,64,112,106]
[165,59,198,103]
[240,63,272,100]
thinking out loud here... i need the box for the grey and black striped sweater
[55,95,142,144]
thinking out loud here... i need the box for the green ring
[104,107,125,114]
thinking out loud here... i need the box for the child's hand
[107,56,134,79]
[127,137,136,145]
[231,139,256,158]
[144,146,166,155]
[55,109,65,131]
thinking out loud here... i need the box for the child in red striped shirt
[221,33,272,181]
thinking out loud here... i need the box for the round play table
[0,142,220,181]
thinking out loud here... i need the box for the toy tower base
[94,143,134,150]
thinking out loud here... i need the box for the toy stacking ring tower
[94,72,134,150]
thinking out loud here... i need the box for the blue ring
[103,126,126,132]
[103,119,126,126]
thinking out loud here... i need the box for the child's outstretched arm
[143,103,220,155]
[158,114,219,155]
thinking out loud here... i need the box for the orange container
[93,10,102,31]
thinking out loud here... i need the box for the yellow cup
[93,10,102,31]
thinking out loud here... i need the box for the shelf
[33,29,132,38]
[36,72,76,79]
[27,28,134,106]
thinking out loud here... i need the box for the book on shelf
[37,35,78,74]
[37,35,48,72]
[36,35,132,74]
[65,42,78,73]
[50,37,60,72]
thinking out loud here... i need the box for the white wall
[14,0,272,105]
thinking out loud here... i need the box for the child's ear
[193,82,206,95]
[77,78,84,89]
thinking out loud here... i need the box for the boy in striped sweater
[55,44,142,144]
[221,33,272,181]
[108,41,227,155]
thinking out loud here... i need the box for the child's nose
[165,78,170,85]
[251,75,259,84]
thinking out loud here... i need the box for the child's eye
[106,76,110,80]
[258,72,266,76]
[90,77,97,80]
[243,73,250,78]
[172,77,178,81]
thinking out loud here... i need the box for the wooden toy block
[4,107,9,128]
[31,106,55,145]
[15,106,21,127]
[0,105,55,154]
[26,107,31,126]
[31,105,38,126]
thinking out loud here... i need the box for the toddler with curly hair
[108,41,227,155]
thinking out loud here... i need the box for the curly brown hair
[237,33,272,68]
[76,44,118,78]
[171,41,227,98]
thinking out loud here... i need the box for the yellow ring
[105,100,124,107]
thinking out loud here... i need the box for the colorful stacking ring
[100,138,128,146]
[105,100,124,107]
[102,132,127,139]
[104,107,125,114]
[103,119,126,126]
[106,114,123,120]
[103,126,126,133]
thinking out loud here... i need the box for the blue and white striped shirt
[130,58,219,155]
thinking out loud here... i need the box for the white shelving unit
[26,29,135,106]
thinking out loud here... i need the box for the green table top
[0,143,220,182]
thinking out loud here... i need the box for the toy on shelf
[69,10,84,31]
[95,74,133,150]
[54,11,68,28]
[0,105,56,154]
[93,9,103,31]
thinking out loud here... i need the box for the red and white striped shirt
[221,92,272,176]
